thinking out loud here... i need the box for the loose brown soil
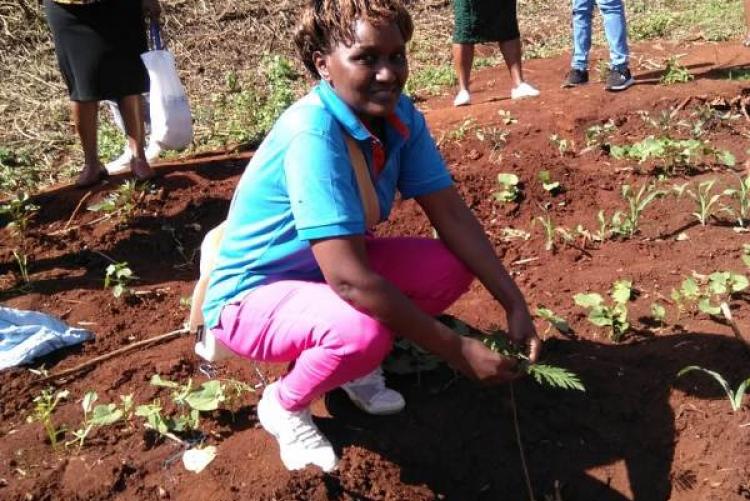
[1,42,750,501]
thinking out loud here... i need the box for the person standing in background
[44,0,160,187]
[561,0,633,91]
[451,0,539,106]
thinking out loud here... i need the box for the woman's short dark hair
[294,0,414,78]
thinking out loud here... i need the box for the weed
[404,64,456,97]
[104,262,136,298]
[722,175,750,226]
[27,388,69,450]
[535,306,572,335]
[493,173,521,203]
[498,109,517,125]
[475,126,509,156]
[610,136,735,175]
[536,215,557,252]
[660,55,694,85]
[66,391,130,452]
[630,10,674,40]
[574,280,632,341]
[585,120,617,149]
[594,59,610,82]
[0,148,42,196]
[537,170,561,194]
[444,118,476,142]
[686,180,721,225]
[549,134,574,157]
[677,366,749,412]
[12,250,30,285]
[0,192,38,236]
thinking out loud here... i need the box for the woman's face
[314,19,408,119]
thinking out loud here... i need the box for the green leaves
[494,173,521,203]
[537,170,561,193]
[535,306,571,335]
[677,366,749,412]
[184,380,225,412]
[574,280,632,341]
[527,364,585,391]
[104,262,136,298]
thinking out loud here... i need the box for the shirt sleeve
[397,107,453,199]
[284,131,367,241]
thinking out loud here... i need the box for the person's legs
[71,100,104,186]
[498,38,524,88]
[117,94,154,180]
[571,0,595,71]
[452,43,474,106]
[597,0,629,70]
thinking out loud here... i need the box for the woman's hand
[506,307,542,363]
[450,336,521,384]
[142,0,161,19]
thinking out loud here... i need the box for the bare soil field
[1,41,749,500]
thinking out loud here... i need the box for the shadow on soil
[322,332,748,500]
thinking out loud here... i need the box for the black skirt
[452,0,520,44]
[44,0,149,101]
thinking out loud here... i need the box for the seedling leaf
[574,293,603,308]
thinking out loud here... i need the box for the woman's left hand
[506,307,542,363]
[142,0,161,19]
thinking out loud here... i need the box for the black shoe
[605,67,634,91]
[562,69,589,88]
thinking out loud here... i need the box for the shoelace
[284,410,328,448]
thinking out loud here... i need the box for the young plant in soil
[481,332,585,391]
[574,280,632,342]
[584,120,617,150]
[537,170,561,195]
[660,55,694,85]
[722,174,750,226]
[686,179,721,226]
[676,366,749,412]
[743,244,750,268]
[497,109,517,125]
[549,134,574,157]
[671,271,748,320]
[650,303,667,326]
[535,215,557,252]
[610,136,734,175]
[66,391,132,452]
[87,180,153,223]
[535,306,572,336]
[27,388,69,450]
[104,261,136,298]
[493,173,521,203]
[0,192,38,237]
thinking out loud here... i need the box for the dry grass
[0,0,743,193]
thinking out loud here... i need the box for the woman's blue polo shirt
[202,81,453,329]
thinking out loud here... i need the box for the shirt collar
[315,80,410,143]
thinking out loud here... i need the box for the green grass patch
[405,64,457,97]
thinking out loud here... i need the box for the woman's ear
[313,51,331,82]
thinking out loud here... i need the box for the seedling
[660,55,693,85]
[443,118,476,142]
[27,388,69,450]
[87,180,153,222]
[671,182,689,198]
[535,215,557,252]
[670,276,701,319]
[610,136,734,175]
[535,306,571,335]
[722,175,750,226]
[12,249,30,285]
[493,173,521,203]
[686,180,721,226]
[585,120,617,149]
[620,183,664,237]
[481,332,584,391]
[574,280,632,342]
[497,109,517,125]
[0,192,38,236]
[549,134,573,157]
[651,303,667,325]
[696,271,749,316]
[537,170,561,194]
[743,244,750,268]
[104,262,136,298]
[475,126,509,160]
[676,366,749,412]
[66,391,130,452]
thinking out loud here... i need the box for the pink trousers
[211,237,473,411]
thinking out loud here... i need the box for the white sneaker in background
[511,82,540,100]
[257,382,338,472]
[105,141,162,176]
[453,89,471,107]
[341,366,405,415]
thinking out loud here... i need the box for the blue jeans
[571,0,629,71]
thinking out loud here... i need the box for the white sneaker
[257,382,338,472]
[341,366,405,415]
[511,82,540,100]
[105,141,162,175]
[453,89,471,107]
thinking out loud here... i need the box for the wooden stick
[510,383,536,501]
[63,191,92,230]
[720,303,750,357]
[39,327,189,382]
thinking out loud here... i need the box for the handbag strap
[344,135,380,229]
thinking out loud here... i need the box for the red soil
[1,41,749,500]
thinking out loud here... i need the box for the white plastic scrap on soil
[182,445,217,473]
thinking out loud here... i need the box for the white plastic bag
[140,22,193,150]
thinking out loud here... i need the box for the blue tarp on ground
[0,305,92,370]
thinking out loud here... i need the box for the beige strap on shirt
[188,134,380,334]
[344,135,381,229]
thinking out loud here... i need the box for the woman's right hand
[450,336,521,385]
